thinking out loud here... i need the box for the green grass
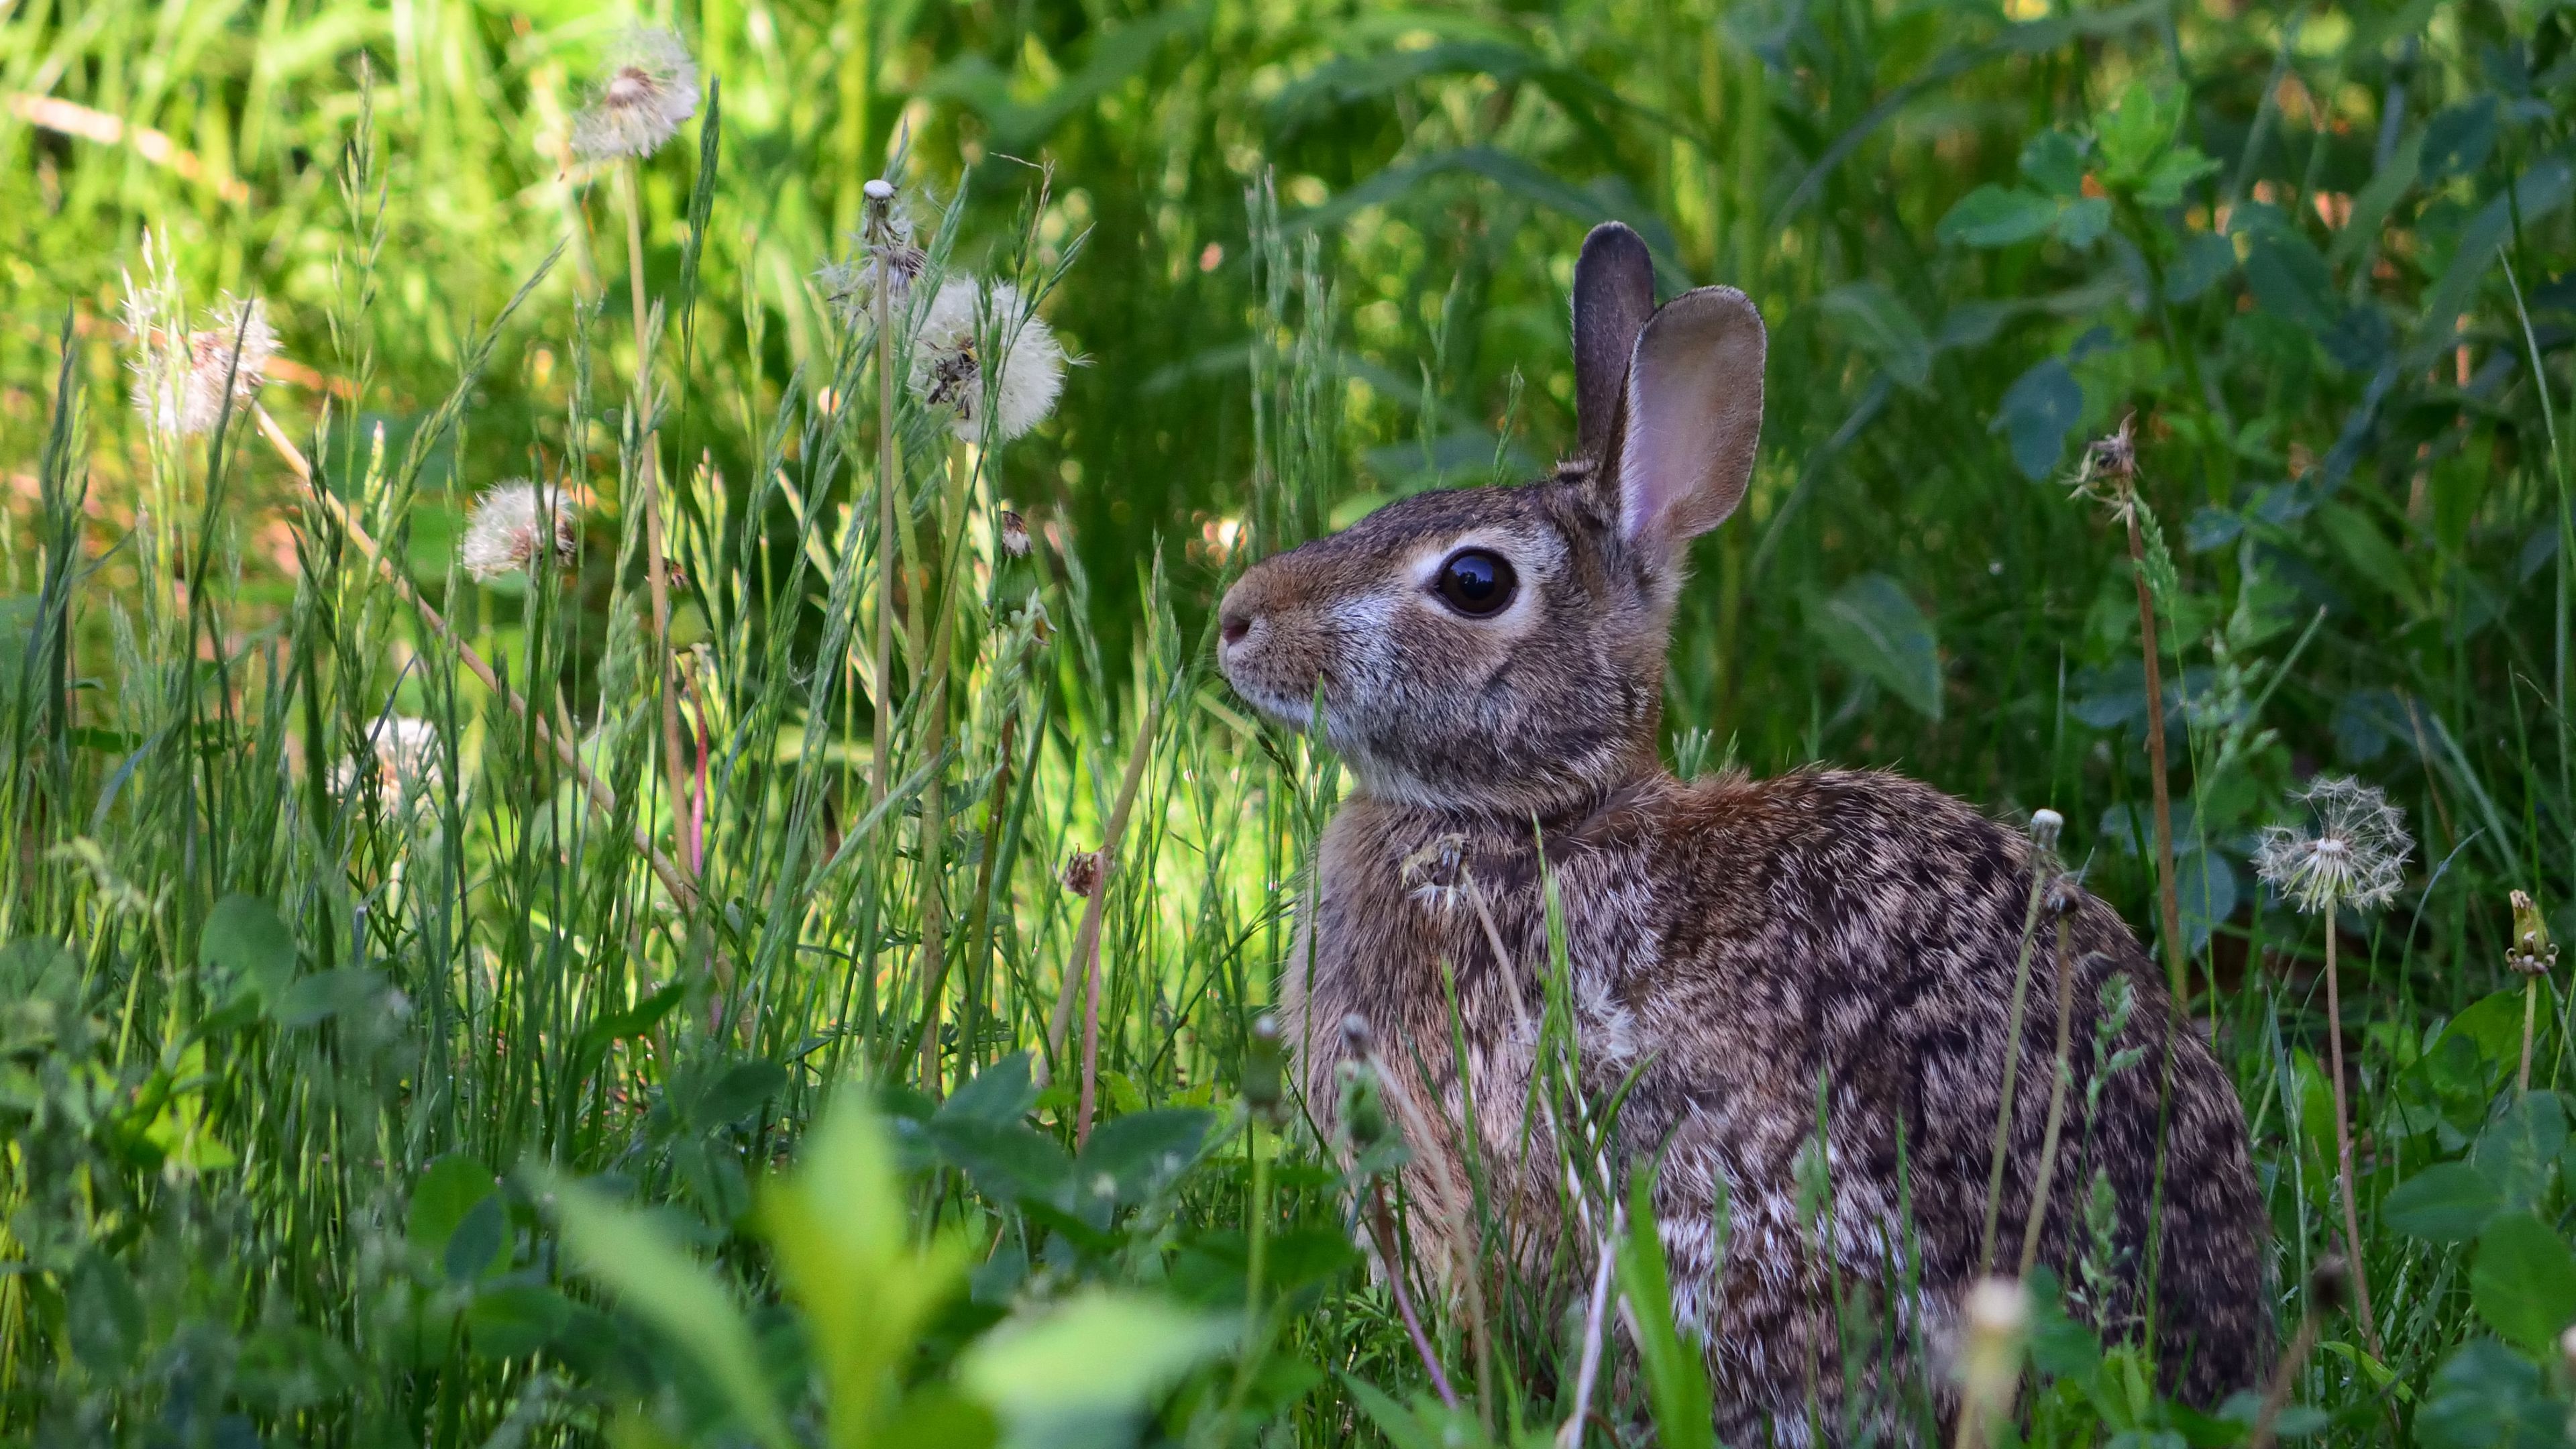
[5,0,2576,1442]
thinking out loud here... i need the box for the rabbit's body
[1220,224,2268,1439]
[1283,757,2265,1436]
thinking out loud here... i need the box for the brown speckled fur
[1218,227,2269,1442]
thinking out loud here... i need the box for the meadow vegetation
[4,0,2576,1442]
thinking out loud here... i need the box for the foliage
[9,0,2576,1443]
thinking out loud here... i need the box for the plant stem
[2125,505,2187,1004]
[620,160,692,890]
[2246,1307,2321,1449]
[868,219,898,814]
[1368,1179,1458,1411]
[1978,855,2053,1276]
[2321,903,2379,1354]
[914,444,975,1094]
[252,407,695,908]
[2520,977,2540,1095]
[1043,680,1165,1140]
[2018,904,2078,1278]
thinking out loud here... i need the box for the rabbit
[1214,222,2269,1440]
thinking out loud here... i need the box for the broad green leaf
[1615,1163,1716,1449]
[1809,574,1943,721]
[692,1059,788,1127]
[941,1052,1040,1127]
[409,1153,499,1255]
[2418,1339,2562,1448]
[929,1114,1077,1207]
[200,894,298,1009]
[763,1089,971,1449]
[2381,1162,2500,1242]
[2018,128,2089,197]
[959,1290,1233,1448]
[2471,1090,2568,1214]
[2469,1212,2576,1353]
[2164,231,2239,303]
[273,967,385,1028]
[1937,184,2060,248]
[1820,281,1933,389]
[1993,356,2084,481]
[466,1283,574,1359]
[548,1174,792,1449]
[1075,1108,1214,1205]
[2175,851,2237,955]
[445,1193,510,1284]
[2051,196,2112,248]
[2422,97,2499,180]
[67,1249,146,1375]
[2243,231,2339,337]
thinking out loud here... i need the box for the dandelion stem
[867,195,900,814]
[1978,849,2053,1276]
[1368,1179,1459,1411]
[253,406,695,909]
[2320,902,2380,1354]
[2520,976,2540,1095]
[619,159,693,891]
[1043,680,1166,1140]
[2018,904,2080,1277]
[914,444,976,1094]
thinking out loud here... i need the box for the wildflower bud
[1956,1276,2028,1444]
[1060,848,1104,898]
[863,178,896,204]
[998,509,1032,557]
[2507,890,2556,978]
[2029,808,2063,855]
[2045,873,2080,918]
[2306,1256,2349,1315]
[1244,1014,1284,1121]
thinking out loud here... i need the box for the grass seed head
[459,481,577,580]
[572,27,698,160]
[2253,775,2411,916]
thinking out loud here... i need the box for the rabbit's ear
[1609,285,1765,553]
[1572,223,1656,462]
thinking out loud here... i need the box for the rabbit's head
[1218,223,1765,817]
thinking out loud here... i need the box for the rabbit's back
[1289,765,2266,1438]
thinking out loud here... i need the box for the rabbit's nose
[1219,603,1255,648]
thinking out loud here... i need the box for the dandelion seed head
[2253,775,2411,915]
[998,508,1031,557]
[1061,848,1103,898]
[459,482,578,581]
[130,295,278,437]
[332,716,444,802]
[910,278,1065,444]
[571,27,698,160]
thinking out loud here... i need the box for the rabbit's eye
[1434,549,1517,617]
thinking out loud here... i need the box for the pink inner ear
[1619,286,1766,551]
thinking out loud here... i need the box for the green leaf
[2381,1162,2500,1242]
[410,1153,499,1256]
[547,1173,792,1449]
[2417,1339,2562,1449]
[466,1283,574,1359]
[940,1052,1039,1128]
[692,1059,788,1128]
[2471,1091,2568,1214]
[2097,80,2183,183]
[1614,1163,1716,1449]
[200,894,298,1009]
[930,1114,1077,1207]
[2421,97,2499,180]
[763,1088,971,1446]
[2469,1212,2576,1353]
[1809,574,1943,721]
[2136,146,2220,207]
[1993,356,2085,481]
[2244,231,2339,337]
[67,1248,146,1375]
[273,967,384,1028]
[1075,1108,1214,1207]
[2019,128,2090,197]
[1937,184,2060,248]
[445,1193,510,1284]
[2165,231,2239,303]
[958,1290,1234,1447]
[2051,196,2112,248]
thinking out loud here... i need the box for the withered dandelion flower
[572,27,698,161]
[459,482,578,581]
[910,278,1066,444]
[131,296,279,437]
